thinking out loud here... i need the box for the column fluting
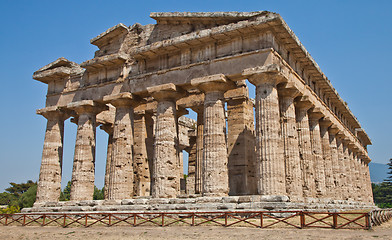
[68,101,106,201]
[295,97,315,198]
[100,124,113,200]
[36,108,67,203]
[308,109,327,198]
[191,75,233,197]
[329,127,342,199]
[148,83,184,198]
[319,119,334,198]
[278,85,302,199]
[249,73,285,196]
[104,93,138,200]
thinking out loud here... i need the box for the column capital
[147,83,185,101]
[308,107,324,121]
[191,74,235,93]
[319,118,333,128]
[242,64,287,86]
[177,106,189,117]
[103,92,141,108]
[67,100,108,115]
[37,106,70,120]
[294,95,314,110]
[278,82,301,98]
[100,123,113,135]
[190,105,204,114]
[329,125,340,135]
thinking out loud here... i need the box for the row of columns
[243,68,373,203]
[36,70,373,203]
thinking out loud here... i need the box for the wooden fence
[0,210,372,229]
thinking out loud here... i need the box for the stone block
[121,199,135,205]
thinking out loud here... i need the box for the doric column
[100,123,113,200]
[185,130,197,194]
[147,83,184,198]
[319,119,334,198]
[328,126,341,199]
[347,144,358,201]
[278,83,302,199]
[295,96,315,198]
[36,107,68,203]
[191,74,233,197]
[342,138,354,200]
[227,89,256,195]
[351,149,361,201]
[244,68,286,196]
[177,108,189,185]
[363,159,373,203]
[308,108,326,198]
[133,111,154,197]
[103,93,138,200]
[336,134,348,200]
[68,100,107,201]
[193,106,204,194]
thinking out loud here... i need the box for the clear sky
[0,0,391,192]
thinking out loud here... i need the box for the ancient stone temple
[29,11,373,212]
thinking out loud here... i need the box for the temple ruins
[28,11,374,212]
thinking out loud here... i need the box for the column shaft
[254,80,285,195]
[36,113,65,203]
[296,104,316,197]
[202,91,229,196]
[279,90,302,198]
[329,129,341,199]
[152,100,179,198]
[336,138,348,200]
[308,113,326,198]
[342,143,353,200]
[186,133,197,194]
[101,124,113,200]
[195,110,204,194]
[364,162,373,203]
[107,105,134,200]
[133,113,153,196]
[70,112,97,201]
[227,97,256,195]
[319,122,334,198]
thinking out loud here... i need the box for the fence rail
[0,210,373,229]
[370,209,392,227]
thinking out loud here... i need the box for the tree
[59,181,71,201]
[93,186,104,200]
[385,158,392,183]
[372,158,392,208]
[5,180,35,197]
[0,192,17,206]
[18,184,37,208]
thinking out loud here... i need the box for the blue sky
[0,0,391,192]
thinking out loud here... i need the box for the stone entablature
[33,12,373,207]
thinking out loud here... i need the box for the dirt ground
[0,220,391,240]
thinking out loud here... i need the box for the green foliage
[59,182,104,201]
[0,205,20,214]
[5,180,35,197]
[17,184,37,208]
[93,186,104,200]
[372,159,392,208]
[372,182,392,208]
[0,192,18,206]
[0,180,37,209]
[59,181,71,201]
[385,158,392,183]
